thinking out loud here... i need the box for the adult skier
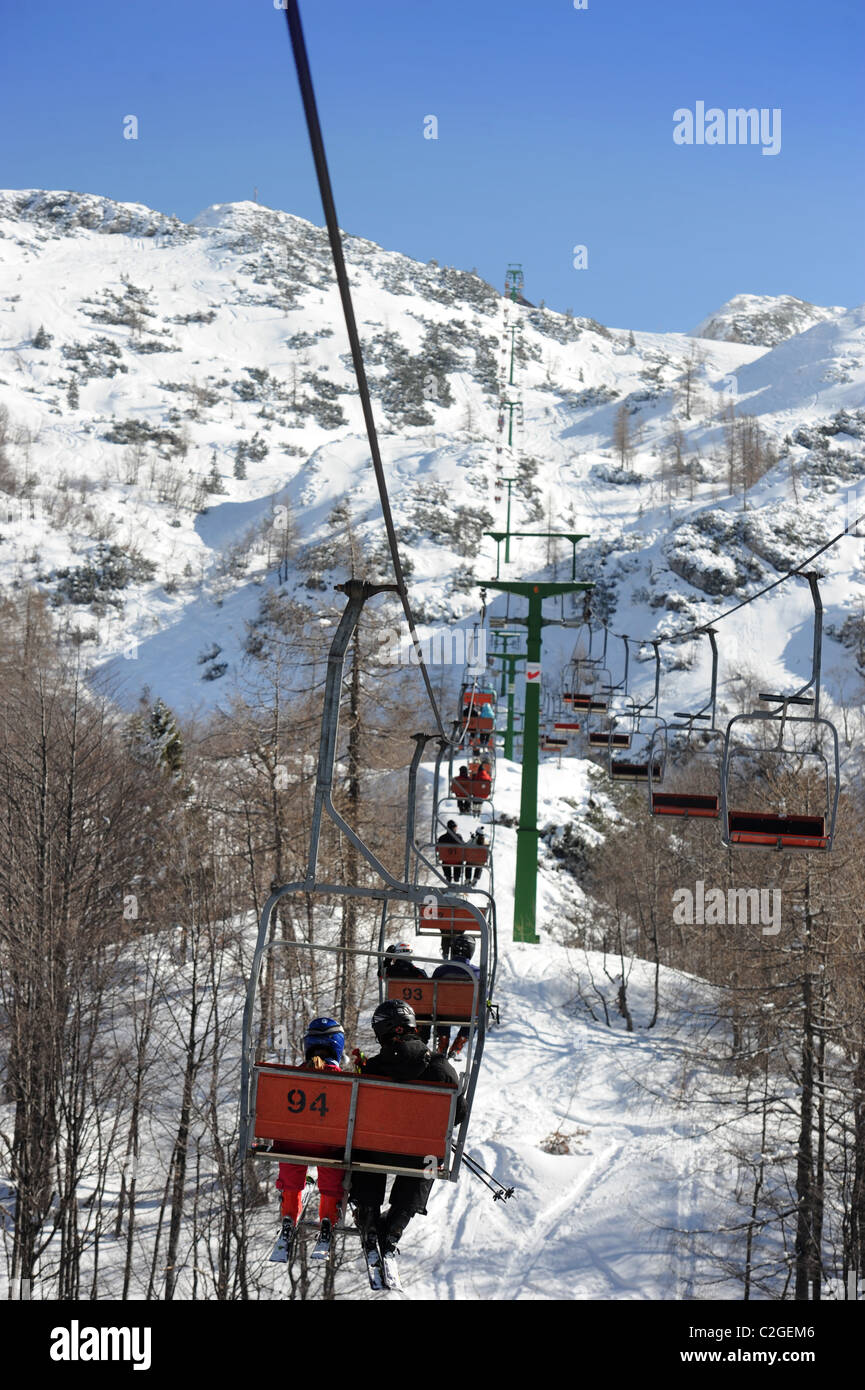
[350,999,465,1289]
[271,1016,347,1263]
[432,936,480,1059]
[380,942,430,1042]
[437,819,464,883]
[453,765,472,815]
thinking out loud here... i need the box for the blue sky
[1,0,862,330]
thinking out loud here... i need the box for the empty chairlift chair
[720,574,840,851]
[649,628,722,819]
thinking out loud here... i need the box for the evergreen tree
[32,324,53,349]
[233,453,247,480]
[67,375,80,410]
[132,697,184,776]
[207,452,227,494]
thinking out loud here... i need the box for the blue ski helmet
[304,1016,345,1063]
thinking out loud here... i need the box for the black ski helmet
[371,999,417,1042]
[385,942,413,956]
[451,936,475,960]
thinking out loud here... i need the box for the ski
[311,1218,332,1262]
[381,1248,402,1291]
[269,1218,296,1264]
[364,1245,385,1290]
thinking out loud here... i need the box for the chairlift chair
[649,629,722,819]
[719,574,840,851]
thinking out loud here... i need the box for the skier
[453,765,471,815]
[432,936,480,1059]
[380,942,430,1043]
[470,760,492,811]
[351,999,465,1289]
[272,1016,347,1262]
[468,827,487,884]
[475,699,494,749]
[437,819,464,883]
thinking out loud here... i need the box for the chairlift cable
[595,513,865,652]
[281,0,448,738]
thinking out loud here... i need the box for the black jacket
[363,1035,467,1123]
[437,829,464,846]
[382,958,427,981]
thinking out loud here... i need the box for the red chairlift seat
[610,760,662,781]
[451,775,492,801]
[553,721,581,732]
[544,736,569,747]
[417,901,488,933]
[726,810,828,850]
[249,1065,458,1176]
[436,845,490,868]
[588,731,631,749]
[651,791,719,818]
[462,689,496,710]
[467,716,495,732]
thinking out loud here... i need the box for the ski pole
[454,1147,514,1202]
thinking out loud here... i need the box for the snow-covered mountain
[692,292,846,347]
[1,189,864,727]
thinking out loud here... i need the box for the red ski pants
[276,1162,346,1224]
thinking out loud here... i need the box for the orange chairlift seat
[385,974,477,1026]
[719,575,840,852]
[610,758,662,781]
[588,729,631,749]
[467,714,495,733]
[649,629,721,819]
[451,773,492,802]
[417,898,490,934]
[461,684,496,710]
[250,1065,459,1178]
[435,844,490,869]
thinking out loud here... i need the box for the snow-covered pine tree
[131,697,183,776]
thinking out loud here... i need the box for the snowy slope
[0,189,864,736]
[241,756,764,1302]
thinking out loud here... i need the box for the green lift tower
[483,538,593,944]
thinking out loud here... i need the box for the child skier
[272,1016,347,1262]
